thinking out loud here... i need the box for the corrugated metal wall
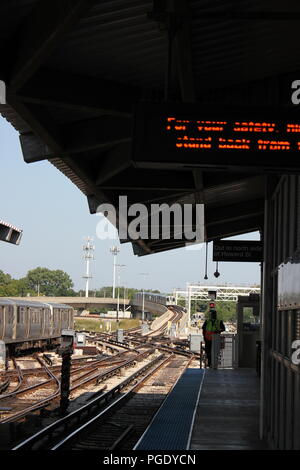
[262,175,300,449]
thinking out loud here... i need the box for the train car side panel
[0,305,4,340]
[4,305,14,342]
[16,305,27,341]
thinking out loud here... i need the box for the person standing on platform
[202,309,225,368]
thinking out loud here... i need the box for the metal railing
[213,333,237,369]
[200,333,237,369]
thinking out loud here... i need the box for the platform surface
[135,368,204,450]
[190,368,268,450]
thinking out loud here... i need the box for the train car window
[62,309,68,321]
[30,308,34,323]
[68,309,72,326]
[8,306,14,324]
[45,308,51,323]
[30,307,42,323]
[17,306,26,323]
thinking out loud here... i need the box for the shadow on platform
[190,368,268,450]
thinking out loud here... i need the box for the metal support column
[260,176,274,440]
[60,350,72,415]
[187,284,191,329]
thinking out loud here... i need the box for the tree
[25,267,74,296]
[0,272,34,296]
[0,270,12,285]
[203,301,237,322]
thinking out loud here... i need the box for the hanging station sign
[132,102,300,172]
[213,240,263,262]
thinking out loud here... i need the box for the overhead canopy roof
[0,219,22,245]
[1,1,298,255]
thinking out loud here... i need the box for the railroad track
[89,319,197,360]
[92,333,195,358]
[69,348,155,394]
[146,306,183,338]
[1,305,192,445]
[85,306,183,341]
[0,355,60,424]
[0,350,131,423]
[0,346,158,426]
[13,353,195,450]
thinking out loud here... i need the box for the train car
[132,292,167,306]
[191,312,206,326]
[132,293,176,307]
[0,298,73,354]
[166,295,176,306]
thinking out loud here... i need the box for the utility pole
[140,273,149,324]
[115,264,125,326]
[117,274,120,326]
[110,246,120,299]
[82,237,94,298]
[123,283,127,314]
[187,283,192,329]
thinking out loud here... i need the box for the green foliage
[0,270,12,285]
[0,271,35,297]
[74,317,141,332]
[25,267,74,296]
[84,286,161,300]
[177,299,206,315]
[204,301,237,322]
[177,297,237,322]
[0,267,163,300]
[0,268,74,297]
[242,307,257,322]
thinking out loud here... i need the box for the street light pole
[188,284,192,329]
[117,274,120,327]
[123,283,126,314]
[110,246,120,299]
[115,264,125,328]
[142,288,145,323]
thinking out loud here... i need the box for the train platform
[134,368,204,450]
[190,368,268,450]
[135,367,267,451]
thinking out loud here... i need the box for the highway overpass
[8,297,130,310]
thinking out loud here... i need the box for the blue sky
[0,116,261,293]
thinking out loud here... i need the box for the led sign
[132,103,300,172]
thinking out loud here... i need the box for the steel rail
[0,357,61,424]
[0,377,53,401]
[70,349,155,391]
[12,353,170,450]
[51,354,173,450]
[0,360,23,398]
[0,379,10,394]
